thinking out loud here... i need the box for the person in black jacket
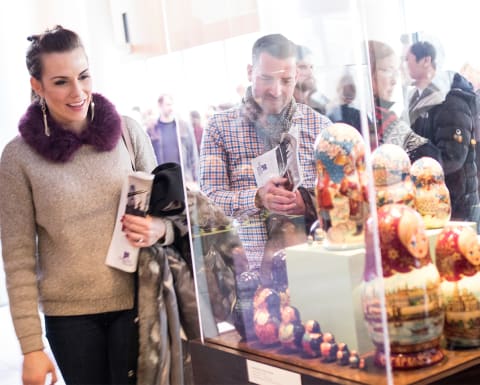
[411,71,480,226]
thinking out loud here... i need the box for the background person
[405,41,445,129]
[327,72,363,133]
[405,40,480,226]
[294,44,328,114]
[368,40,441,164]
[147,93,199,183]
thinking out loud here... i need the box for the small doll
[278,306,304,352]
[320,332,338,363]
[302,332,323,358]
[253,287,281,345]
[301,320,322,358]
[349,350,366,369]
[336,342,350,366]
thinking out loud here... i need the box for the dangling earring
[41,98,50,137]
[90,99,95,122]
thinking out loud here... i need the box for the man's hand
[256,177,305,215]
[22,350,57,385]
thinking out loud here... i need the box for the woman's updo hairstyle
[26,25,84,81]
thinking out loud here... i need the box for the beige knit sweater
[0,116,157,354]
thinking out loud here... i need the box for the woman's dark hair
[26,25,84,80]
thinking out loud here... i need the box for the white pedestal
[285,243,373,354]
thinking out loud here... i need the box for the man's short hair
[409,41,437,69]
[252,34,297,64]
[296,44,312,62]
[157,93,172,105]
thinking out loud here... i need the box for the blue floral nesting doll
[314,123,368,249]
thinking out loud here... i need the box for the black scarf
[241,86,297,151]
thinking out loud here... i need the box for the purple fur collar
[19,93,122,163]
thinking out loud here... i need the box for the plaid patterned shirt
[200,103,331,269]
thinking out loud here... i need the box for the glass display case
[173,1,480,384]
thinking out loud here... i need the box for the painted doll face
[405,227,429,259]
[281,306,298,323]
[458,227,480,266]
[399,208,429,259]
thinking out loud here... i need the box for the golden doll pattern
[411,157,451,228]
[372,144,415,208]
[436,225,480,281]
[377,204,431,277]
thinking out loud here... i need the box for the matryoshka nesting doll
[320,332,338,363]
[362,204,444,369]
[253,287,281,345]
[371,144,415,208]
[301,320,323,358]
[314,123,368,249]
[278,305,304,352]
[411,157,451,229]
[436,224,480,348]
[336,342,350,366]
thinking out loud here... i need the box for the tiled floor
[0,305,65,385]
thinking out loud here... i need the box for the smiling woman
[0,25,172,385]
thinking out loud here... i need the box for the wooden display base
[191,330,480,385]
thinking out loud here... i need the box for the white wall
[403,0,480,72]
[0,0,374,151]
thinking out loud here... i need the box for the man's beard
[242,86,297,151]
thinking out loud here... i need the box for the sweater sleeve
[0,139,44,354]
[124,115,178,244]
[124,115,158,173]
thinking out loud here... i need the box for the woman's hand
[122,214,166,247]
[22,350,57,385]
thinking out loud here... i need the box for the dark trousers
[45,308,138,385]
